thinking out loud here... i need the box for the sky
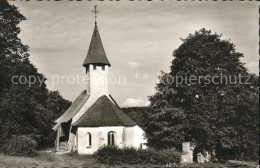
[11,1,259,107]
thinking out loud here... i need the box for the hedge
[3,135,37,157]
[94,146,181,165]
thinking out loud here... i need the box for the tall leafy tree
[147,28,259,160]
[122,107,148,128]
[0,0,71,149]
[37,91,71,148]
[0,0,29,90]
[144,106,186,150]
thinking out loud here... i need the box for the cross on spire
[92,5,99,25]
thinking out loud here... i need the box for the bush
[94,146,122,165]
[145,148,181,164]
[94,145,181,165]
[3,135,37,157]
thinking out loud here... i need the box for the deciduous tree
[0,0,71,150]
[147,28,259,160]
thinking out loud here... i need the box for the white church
[52,8,147,154]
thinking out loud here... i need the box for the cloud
[145,100,150,106]
[127,61,141,68]
[123,98,148,107]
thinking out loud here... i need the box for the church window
[86,132,91,147]
[93,65,97,70]
[102,65,105,71]
[108,131,116,146]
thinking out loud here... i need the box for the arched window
[86,132,91,147]
[107,131,116,146]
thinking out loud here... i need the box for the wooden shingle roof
[83,24,111,67]
[72,95,136,127]
[53,90,89,130]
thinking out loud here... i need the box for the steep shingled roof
[83,24,111,67]
[72,95,136,127]
[52,90,90,130]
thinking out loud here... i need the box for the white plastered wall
[125,125,147,149]
[77,126,147,155]
[89,64,109,98]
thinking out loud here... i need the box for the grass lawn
[0,150,103,167]
[0,149,254,167]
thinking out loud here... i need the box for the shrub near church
[95,146,181,165]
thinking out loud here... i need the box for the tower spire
[83,5,110,67]
[92,5,99,25]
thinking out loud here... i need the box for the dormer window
[93,65,97,70]
[102,65,105,71]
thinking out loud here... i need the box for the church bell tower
[82,6,111,98]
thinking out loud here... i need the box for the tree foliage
[147,28,259,160]
[144,107,186,150]
[122,107,148,129]
[0,0,71,150]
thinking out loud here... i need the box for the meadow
[0,149,252,167]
